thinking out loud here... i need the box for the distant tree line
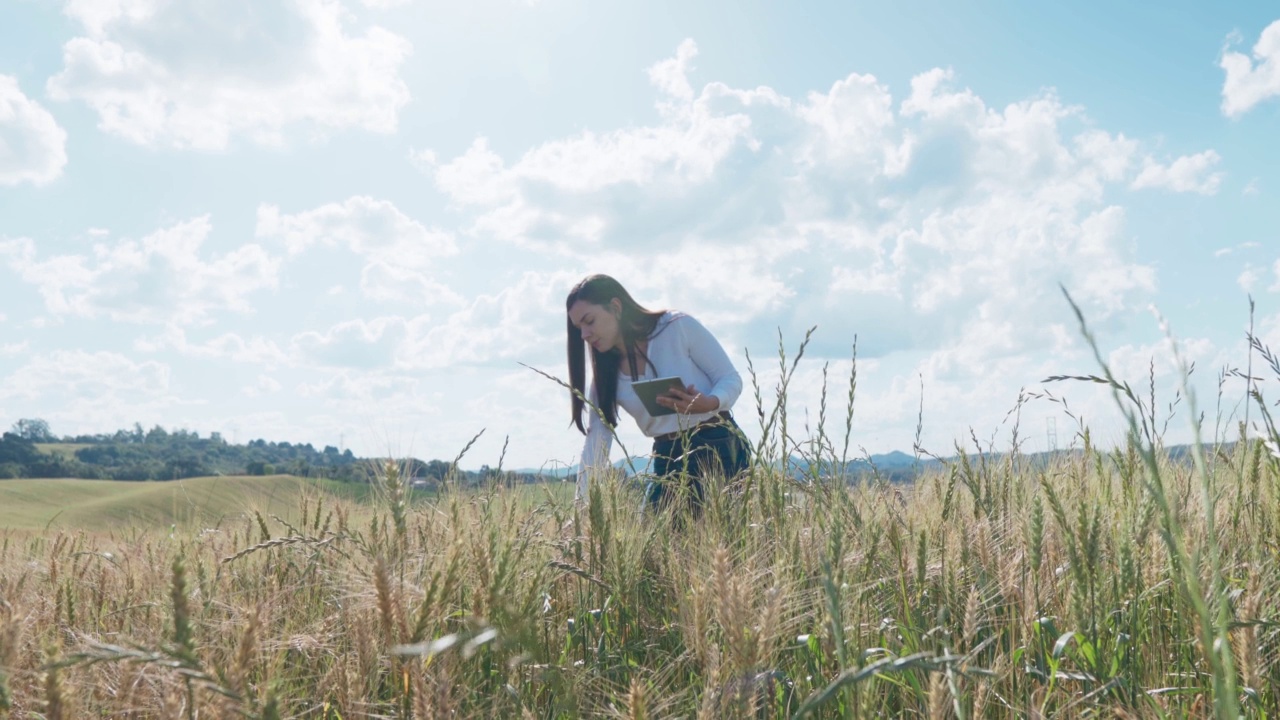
[0,419,542,486]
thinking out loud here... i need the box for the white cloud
[800,71,905,175]
[0,350,170,401]
[283,269,598,374]
[256,196,460,305]
[0,218,280,325]
[901,67,984,122]
[134,326,290,366]
[1262,311,1280,354]
[1062,334,1226,444]
[243,375,282,397]
[1107,337,1217,385]
[1131,150,1224,195]
[1239,265,1262,293]
[400,270,578,369]
[279,365,543,465]
[1221,20,1280,117]
[0,350,187,440]
[47,0,412,150]
[0,74,68,186]
[291,316,407,368]
[1244,178,1261,196]
[421,138,515,206]
[360,261,462,307]
[0,341,28,358]
[1219,241,1263,258]
[584,241,797,331]
[257,196,454,259]
[1271,258,1280,293]
[648,38,698,103]
[1073,129,1139,184]
[298,370,418,402]
[422,50,1159,371]
[422,40,762,250]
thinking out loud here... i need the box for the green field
[32,442,92,461]
[0,475,357,530]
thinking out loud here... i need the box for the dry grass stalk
[43,662,67,720]
[0,602,18,711]
[1231,568,1262,693]
[223,603,261,714]
[927,671,949,720]
[962,584,982,652]
[711,547,752,672]
[410,662,432,719]
[623,677,648,720]
[694,646,722,720]
[973,656,1003,719]
[374,555,398,644]
[678,573,711,669]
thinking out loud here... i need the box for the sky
[1,0,1279,472]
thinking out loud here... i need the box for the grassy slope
[32,442,92,460]
[0,475,341,530]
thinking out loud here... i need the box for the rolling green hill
[0,475,351,531]
[34,442,93,460]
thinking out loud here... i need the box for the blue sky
[1,0,1278,469]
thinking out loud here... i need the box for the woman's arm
[655,311,747,412]
[575,381,613,500]
[677,314,743,411]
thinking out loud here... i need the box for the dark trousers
[646,416,750,515]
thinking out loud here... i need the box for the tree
[423,459,451,481]
[11,418,53,442]
[0,433,41,465]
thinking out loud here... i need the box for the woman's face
[568,298,623,353]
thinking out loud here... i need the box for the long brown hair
[567,274,665,433]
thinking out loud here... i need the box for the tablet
[631,376,685,417]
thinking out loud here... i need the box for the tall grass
[1,305,1279,717]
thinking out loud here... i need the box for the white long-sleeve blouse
[576,311,743,498]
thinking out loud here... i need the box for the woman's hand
[657,384,718,415]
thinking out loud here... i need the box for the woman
[567,274,750,515]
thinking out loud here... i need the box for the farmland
[2,321,1279,717]
[0,475,363,531]
[0,431,1276,717]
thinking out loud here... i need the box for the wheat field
[0,437,1277,718]
[0,435,1274,712]
[2,311,1279,718]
